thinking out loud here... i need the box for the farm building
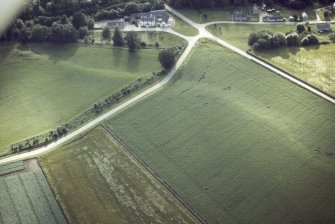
[233,11,250,21]
[106,19,125,29]
[130,10,172,27]
[302,12,309,22]
[316,23,332,33]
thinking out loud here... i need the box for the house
[316,23,332,33]
[233,11,250,21]
[265,15,286,22]
[130,10,171,27]
[302,12,309,22]
[106,19,125,29]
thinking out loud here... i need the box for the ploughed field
[39,127,198,224]
[0,41,174,156]
[107,40,335,224]
[0,161,66,224]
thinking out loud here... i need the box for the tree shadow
[302,44,320,51]
[256,46,301,60]
[0,42,16,63]
[127,50,140,72]
[112,47,123,68]
[19,43,80,64]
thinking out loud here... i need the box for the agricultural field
[0,37,186,156]
[39,127,198,224]
[169,14,199,36]
[0,161,66,224]
[107,40,335,224]
[207,23,335,96]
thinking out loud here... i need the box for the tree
[286,32,300,46]
[324,10,329,19]
[72,12,87,29]
[124,3,139,15]
[87,18,94,30]
[31,24,49,42]
[158,48,176,70]
[102,27,111,40]
[296,24,305,33]
[113,27,124,46]
[78,27,88,39]
[125,31,141,52]
[49,22,78,44]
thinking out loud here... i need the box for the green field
[207,23,296,50]
[255,44,335,96]
[0,163,66,224]
[107,40,335,224]
[39,127,198,224]
[91,31,188,48]
[169,14,199,36]
[0,40,182,156]
[178,7,235,23]
[207,23,335,95]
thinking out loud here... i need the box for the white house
[302,12,309,22]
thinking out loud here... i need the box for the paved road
[1,5,334,165]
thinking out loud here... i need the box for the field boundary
[38,160,70,224]
[246,50,335,100]
[101,124,207,224]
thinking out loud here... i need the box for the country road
[1,4,334,165]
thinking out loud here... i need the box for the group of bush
[248,24,320,51]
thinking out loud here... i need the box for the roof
[302,12,308,18]
[316,23,332,31]
[131,10,169,23]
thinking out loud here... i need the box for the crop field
[39,127,198,224]
[107,40,335,224]
[0,41,176,156]
[169,14,199,36]
[0,164,66,224]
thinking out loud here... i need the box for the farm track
[0,4,334,166]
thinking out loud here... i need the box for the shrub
[78,27,88,39]
[158,48,176,70]
[286,32,300,46]
[31,24,49,42]
[102,27,111,40]
[296,24,305,33]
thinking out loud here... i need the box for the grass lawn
[255,44,335,96]
[39,127,198,224]
[207,23,335,96]
[207,23,296,50]
[107,40,335,224]
[178,7,234,23]
[0,42,167,156]
[91,31,188,48]
[169,13,199,36]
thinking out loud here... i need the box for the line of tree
[248,25,320,50]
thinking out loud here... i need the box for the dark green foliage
[125,31,141,52]
[286,32,300,46]
[301,34,319,46]
[296,24,305,33]
[72,12,87,29]
[102,27,111,40]
[248,31,286,50]
[158,48,176,70]
[113,27,124,46]
[49,22,78,44]
[87,18,95,30]
[31,24,49,42]
[78,27,88,39]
